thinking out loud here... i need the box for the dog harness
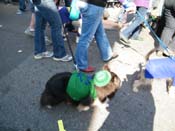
[66,71,97,101]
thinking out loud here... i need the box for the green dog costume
[66,70,111,101]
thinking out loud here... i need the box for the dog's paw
[77,105,90,112]
[132,80,140,92]
[93,98,109,109]
[168,86,175,97]
[99,102,109,109]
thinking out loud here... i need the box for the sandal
[104,52,119,62]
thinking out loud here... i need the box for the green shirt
[66,71,97,101]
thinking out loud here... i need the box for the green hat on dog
[93,70,111,87]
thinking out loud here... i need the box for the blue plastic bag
[69,0,80,20]
[145,58,175,86]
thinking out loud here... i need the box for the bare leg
[29,13,35,31]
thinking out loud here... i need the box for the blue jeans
[29,1,35,13]
[34,0,66,58]
[19,0,26,11]
[121,7,148,39]
[75,4,112,69]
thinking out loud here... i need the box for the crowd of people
[16,0,119,72]
[14,0,175,93]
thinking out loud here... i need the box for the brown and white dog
[40,64,121,111]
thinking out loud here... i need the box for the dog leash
[63,24,79,72]
[136,11,173,57]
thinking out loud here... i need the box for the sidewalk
[0,3,175,131]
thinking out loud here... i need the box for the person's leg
[34,11,47,55]
[16,0,26,14]
[24,13,35,36]
[160,8,175,50]
[161,27,175,46]
[18,0,26,11]
[49,12,67,58]
[169,78,175,96]
[75,4,103,70]
[24,2,35,36]
[36,1,70,59]
[29,2,35,30]
[94,20,113,61]
[30,13,35,30]
[120,7,147,40]
[130,25,143,40]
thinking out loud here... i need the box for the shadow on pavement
[99,66,155,131]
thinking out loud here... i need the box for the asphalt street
[0,2,175,131]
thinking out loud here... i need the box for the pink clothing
[118,0,125,3]
[134,0,150,8]
[119,0,150,8]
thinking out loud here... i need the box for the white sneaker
[16,9,23,15]
[168,86,175,97]
[53,55,72,62]
[34,51,53,60]
[24,27,35,37]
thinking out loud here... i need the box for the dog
[40,64,121,111]
[132,49,174,94]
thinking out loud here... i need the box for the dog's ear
[102,64,110,71]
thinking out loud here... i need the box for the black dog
[40,65,121,111]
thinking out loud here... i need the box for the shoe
[53,55,72,62]
[63,35,67,41]
[24,27,35,37]
[168,86,175,97]
[80,66,95,73]
[104,52,119,62]
[16,9,23,15]
[34,51,53,59]
[119,33,130,45]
